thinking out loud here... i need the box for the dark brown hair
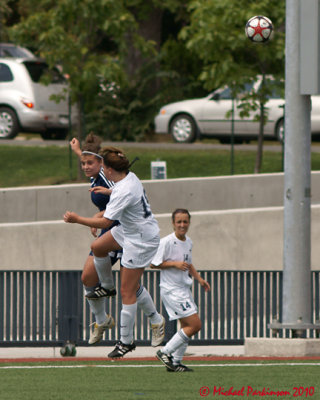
[100,146,130,172]
[82,132,102,154]
[172,208,191,222]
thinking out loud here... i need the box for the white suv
[0,58,74,140]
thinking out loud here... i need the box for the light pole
[270,0,320,336]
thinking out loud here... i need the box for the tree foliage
[2,0,286,158]
[180,0,285,172]
[9,0,133,134]
[181,0,285,89]
[6,0,199,141]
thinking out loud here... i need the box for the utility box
[151,161,167,179]
[300,0,320,94]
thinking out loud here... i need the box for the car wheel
[0,107,19,139]
[40,129,68,140]
[170,114,197,143]
[275,118,284,143]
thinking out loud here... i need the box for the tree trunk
[123,7,163,94]
[76,96,84,180]
[254,101,264,174]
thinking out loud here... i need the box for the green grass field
[2,141,320,188]
[0,359,319,400]
[0,144,284,187]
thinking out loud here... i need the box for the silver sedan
[155,86,320,143]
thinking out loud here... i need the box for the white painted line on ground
[1,362,320,370]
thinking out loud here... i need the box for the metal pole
[230,98,235,175]
[283,0,312,327]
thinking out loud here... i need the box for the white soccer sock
[162,328,189,355]
[136,285,162,325]
[172,341,188,365]
[84,286,107,325]
[120,302,137,345]
[93,255,114,289]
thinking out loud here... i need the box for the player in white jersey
[151,209,210,372]
[64,146,165,357]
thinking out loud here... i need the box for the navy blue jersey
[90,168,114,211]
[89,168,121,260]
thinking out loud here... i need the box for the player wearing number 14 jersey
[151,209,210,372]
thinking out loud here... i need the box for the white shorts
[111,224,160,269]
[160,286,198,321]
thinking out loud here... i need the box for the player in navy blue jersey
[70,133,118,344]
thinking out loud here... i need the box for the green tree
[181,0,285,172]
[93,0,206,141]
[9,0,136,177]
[8,0,201,143]
[9,0,133,139]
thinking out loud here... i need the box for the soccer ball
[245,16,273,43]
[60,342,77,357]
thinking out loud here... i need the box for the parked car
[0,57,75,140]
[0,43,36,58]
[154,80,320,143]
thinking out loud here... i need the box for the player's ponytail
[82,132,102,154]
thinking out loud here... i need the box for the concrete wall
[2,171,320,223]
[1,172,320,271]
[2,205,320,271]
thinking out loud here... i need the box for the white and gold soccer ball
[245,15,273,43]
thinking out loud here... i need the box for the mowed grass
[0,144,289,188]
[3,142,320,188]
[0,360,319,400]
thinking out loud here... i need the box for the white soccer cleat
[88,314,115,345]
[151,315,165,347]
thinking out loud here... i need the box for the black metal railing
[0,270,319,347]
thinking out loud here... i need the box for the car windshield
[211,82,255,100]
[23,61,66,84]
[0,44,34,58]
[212,80,284,100]
[263,81,284,99]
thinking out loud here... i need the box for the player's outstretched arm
[63,211,113,229]
[69,138,82,158]
[90,211,105,237]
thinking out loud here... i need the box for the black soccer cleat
[167,363,193,372]
[108,341,136,358]
[85,285,117,299]
[156,350,175,370]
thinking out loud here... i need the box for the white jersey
[152,232,193,291]
[103,171,159,242]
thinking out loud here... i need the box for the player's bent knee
[90,242,98,254]
[91,241,107,257]
[81,270,90,285]
[81,271,87,284]
[81,271,98,287]
[191,317,202,335]
[195,320,202,333]
[120,286,137,304]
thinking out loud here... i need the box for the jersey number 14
[180,302,191,312]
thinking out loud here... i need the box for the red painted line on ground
[1,355,320,363]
